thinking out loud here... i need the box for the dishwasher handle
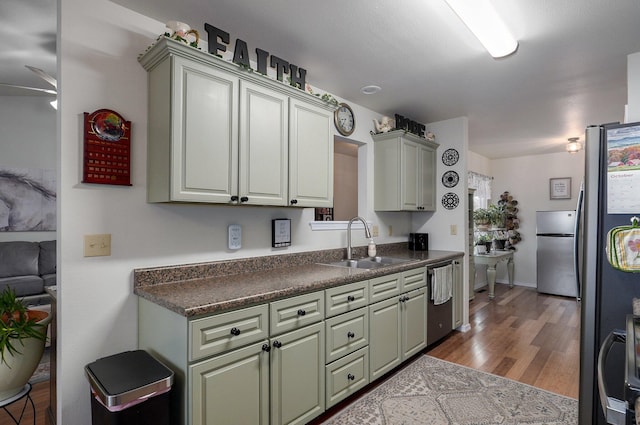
[597,329,627,425]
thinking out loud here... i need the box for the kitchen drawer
[189,304,269,361]
[270,291,324,336]
[402,267,426,292]
[325,280,368,318]
[325,307,368,363]
[369,272,401,304]
[325,347,369,408]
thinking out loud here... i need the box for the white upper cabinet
[140,38,334,208]
[372,130,439,212]
[289,98,333,208]
[239,80,289,206]
[147,55,239,203]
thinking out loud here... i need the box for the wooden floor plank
[428,283,580,398]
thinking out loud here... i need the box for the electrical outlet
[388,225,393,236]
[372,225,379,237]
[228,224,242,250]
[450,224,457,235]
[84,234,111,257]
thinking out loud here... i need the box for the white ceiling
[3,0,640,158]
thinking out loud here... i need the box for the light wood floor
[427,283,580,399]
[12,283,579,425]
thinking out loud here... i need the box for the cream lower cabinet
[369,269,427,380]
[138,266,437,425]
[190,321,324,425]
[271,322,325,425]
[191,340,270,425]
[324,280,370,408]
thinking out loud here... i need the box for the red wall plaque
[83,109,132,186]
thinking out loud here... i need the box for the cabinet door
[171,56,239,203]
[271,322,325,425]
[239,80,289,206]
[418,144,436,211]
[401,139,419,211]
[452,258,464,328]
[289,98,333,208]
[401,288,427,359]
[190,340,269,425]
[368,296,401,381]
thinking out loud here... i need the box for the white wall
[0,96,56,242]
[467,150,491,176]
[56,2,416,423]
[629,51,640,122]
[490,150,585,287]
[413,116,470,326]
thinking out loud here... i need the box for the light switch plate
[228,224,242,250]
[84,234,111,257]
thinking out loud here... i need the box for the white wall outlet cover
[228,224,242,250]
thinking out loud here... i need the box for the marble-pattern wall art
[0,167,56,231]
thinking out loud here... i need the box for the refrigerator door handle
[597,329,627,425]
[574,183,584,300]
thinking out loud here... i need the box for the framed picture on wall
[550,177,571,199]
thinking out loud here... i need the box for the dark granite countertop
[134,244,463,318]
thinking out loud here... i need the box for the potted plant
[473,208,492,230]
[488,203,507,228]
[0,287,51,399]
[475,233,493,254]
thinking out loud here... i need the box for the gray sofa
[0,240,56,305]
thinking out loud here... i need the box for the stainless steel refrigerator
[579,122,640,424]
[536,209,581,298]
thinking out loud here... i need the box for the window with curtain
[468,171,492,209]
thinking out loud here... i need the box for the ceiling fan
[0,65,57,95]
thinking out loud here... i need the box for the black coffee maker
[408,233,428,251]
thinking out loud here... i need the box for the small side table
[0,383,35,425]
[473,250,515,299]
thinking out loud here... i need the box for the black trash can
[85,350,174,425]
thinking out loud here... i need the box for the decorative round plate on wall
[441,192,459,210]
[442,170,459,188]
[442,148,459,166]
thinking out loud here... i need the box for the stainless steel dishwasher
[426,261,453,345]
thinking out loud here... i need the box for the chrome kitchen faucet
[347,216,371,260]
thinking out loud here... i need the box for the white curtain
[468,171,492,209]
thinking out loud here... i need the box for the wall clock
[334,103,355,136]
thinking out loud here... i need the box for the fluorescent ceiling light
[444,0,518,58]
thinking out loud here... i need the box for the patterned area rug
[321,355,578,425]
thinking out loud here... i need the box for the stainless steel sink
[322,256,413,269]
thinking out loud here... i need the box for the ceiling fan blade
[25,65,57,89]
[0,83,57,95]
